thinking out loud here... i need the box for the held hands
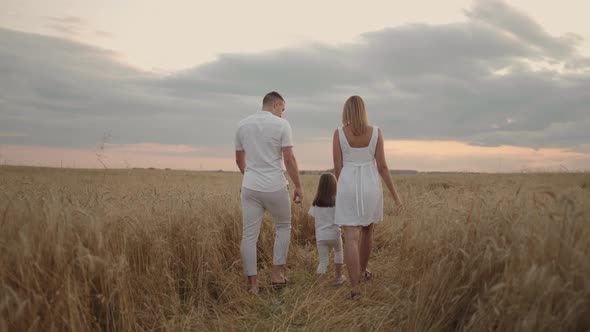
[293,187,303,204]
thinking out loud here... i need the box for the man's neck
[261,108,277,117]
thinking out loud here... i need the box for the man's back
[235,111,293,192]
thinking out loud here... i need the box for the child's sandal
[361,270,373,282]
[350,291,362,300]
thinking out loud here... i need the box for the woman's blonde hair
[342,95,369,136]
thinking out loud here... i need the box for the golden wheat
[0,166,589,331]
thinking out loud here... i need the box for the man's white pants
[240,186,291,276]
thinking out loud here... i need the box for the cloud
[47,16,86,25]
[464,0,580,59]
[45,16,87,36]
[105,143,200,155]
[1,0,590,171]
[0,144,229,170]
[44,17,114,42]
[0,131,28,137]
[383,140,590,172]
[94,30,113,38]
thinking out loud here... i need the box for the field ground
[1,166,589,331]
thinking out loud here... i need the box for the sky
[1,0,590,172]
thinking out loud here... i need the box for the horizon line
[1,164,588,175]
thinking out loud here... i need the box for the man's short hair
[262,91,285,106]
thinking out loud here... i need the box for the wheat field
[0,165,589,331]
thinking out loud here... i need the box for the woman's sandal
[350,291,362,300]
[361,270,373,282]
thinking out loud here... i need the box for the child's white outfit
[308,206,343,274]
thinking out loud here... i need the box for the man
[235,91,303,294]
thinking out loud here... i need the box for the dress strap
[369,126,379,152]
[338,127,349,150]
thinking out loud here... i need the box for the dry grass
[1,165,589,331]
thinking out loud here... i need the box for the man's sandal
[271,278,289,290]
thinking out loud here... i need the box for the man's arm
[235,126,246,174]
[235,150,246,175]
[282,146,303,203]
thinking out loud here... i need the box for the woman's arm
[332,129,343,180]
[375,128,403,206]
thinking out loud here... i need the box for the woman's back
[339,126,378,165]
[335,125,383,226]
[341,126,374,148]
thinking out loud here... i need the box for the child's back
[309,173,345,285]
[308,206,340,241]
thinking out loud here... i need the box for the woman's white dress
[335,126,383,226]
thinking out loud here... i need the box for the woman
[333,95,403,300]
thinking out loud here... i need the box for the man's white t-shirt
[308,206,341,241]
[235,111,294,192]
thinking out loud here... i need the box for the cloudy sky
[1,0,590,172]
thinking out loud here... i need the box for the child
[308,173,345,285]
